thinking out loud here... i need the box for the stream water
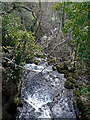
[16,58,77,120]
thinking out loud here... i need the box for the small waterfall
[16,57,77,119]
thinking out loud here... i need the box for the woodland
[1,1,89,120]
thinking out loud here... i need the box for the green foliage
[2,12,41,82]
[54,2,63,11]
[54,2,89,73]
[81,85,90,95]
[2,13,21,46]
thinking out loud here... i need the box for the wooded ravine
[1,1,89,120]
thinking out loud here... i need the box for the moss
[60,70,70,78]
[60,70,68,74]
[56,63,69,73]
[48,58,56,64]
[73,90,80,97]
[68,66,75,72]
[67,77,76,84]
[56,64,64,72]
[64,80,74,89]
[14,95,23,107]
[34,60,39,65]
[72,73,79,80]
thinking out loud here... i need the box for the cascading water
[16,57,77,120]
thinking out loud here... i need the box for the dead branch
[47,39,67,57]
[2,57,31,71]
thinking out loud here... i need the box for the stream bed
[16,58,77,120]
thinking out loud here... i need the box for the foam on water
[17,58,78,119]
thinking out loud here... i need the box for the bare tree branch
[47,39,67,56]
[2,57,31,71]
[20,5,37,19]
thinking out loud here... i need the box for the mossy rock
[60,70,68,74]
[71,72,79,80]
[52,65,57,71]
[68,66,75,72]
[67,77,76,84]
[73,90,80,97]
[34,60,39,65]
[60,70,70,78]
[64,80,74,89]
[56,63,68,73]
[48,58,56,64]
[56,64,64,72]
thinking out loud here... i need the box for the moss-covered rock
[72,73,79,80]
[67,77,76,84]
[60,70,70,78]
[60,70,68,74]
[14,95,23,107]
[34,60,39,65]
[56,64,64,72]
[64,80,74,89]
[47,57,56,64]
[67,66,75,72]
[73,90,80,97]
[56,63,69,72]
